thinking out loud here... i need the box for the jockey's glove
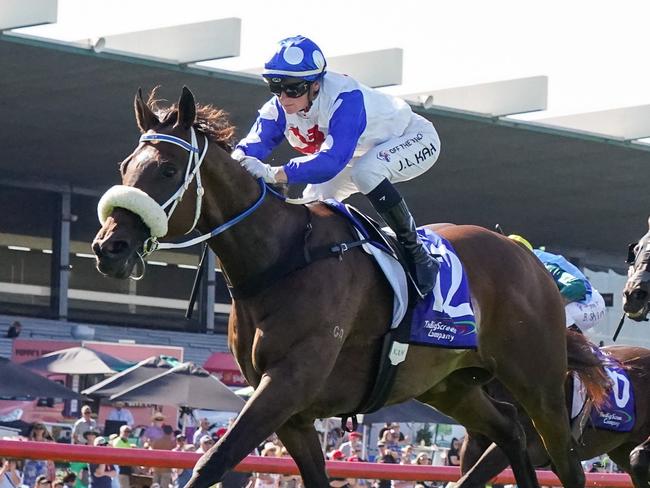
[232,151,280,184]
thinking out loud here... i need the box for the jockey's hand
[240,156,281,183]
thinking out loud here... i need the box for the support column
[199,248,216,333]
[50,191,71,320]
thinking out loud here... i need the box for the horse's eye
[161,164,178,178]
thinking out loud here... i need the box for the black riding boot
[378,199,439,296]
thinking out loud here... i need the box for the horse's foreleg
[276,416,329,488]
[186,339,337,488]
[185,375,307,488]
[418,382,539,488]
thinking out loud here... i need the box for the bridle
[141,128,209,241]
[627,234,650,284]
[97,126,274,278]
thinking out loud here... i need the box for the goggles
[267,80,311,98]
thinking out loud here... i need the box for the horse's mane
[146,88,235,151]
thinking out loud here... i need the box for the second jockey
[508,234,607,332]
[232,35,441,296]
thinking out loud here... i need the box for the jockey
[508,235,607,332]
[232,35,440,296]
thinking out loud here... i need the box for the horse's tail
[566,329,610,407]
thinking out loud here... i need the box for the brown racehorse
[623,217,650,322]
[459,341,650,488]
[91,87,609,488]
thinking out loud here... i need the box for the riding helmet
[263,35,326,82]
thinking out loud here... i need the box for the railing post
[50,190,71,320]
[199,248,216,332]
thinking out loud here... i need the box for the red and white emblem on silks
[288,125,325,154]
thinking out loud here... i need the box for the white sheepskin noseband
[97,185,168,238]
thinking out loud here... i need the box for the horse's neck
[198,162,305,286]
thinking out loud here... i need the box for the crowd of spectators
[1,411,625,488]
[0,407,225,488]
[324,424,452,488]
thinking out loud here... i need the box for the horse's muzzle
[92,228,141,279]
[93,239,138,279]
[92,208,150,279]
[623,287,650,321]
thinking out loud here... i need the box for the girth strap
[227,211,370,300]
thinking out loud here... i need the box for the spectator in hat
[413,453,435,488]
[213,427,228,442]
[72,406,97,445]
[81,430,99,450]
[338,431,363,458]
[329,450,345,461]
[251,445,280,488]
[23,423,55,488]
[33,474,52,488]
[328,450,350,488]
[111,425,134,488]
[106,402,134,428]
[143,412,166,445]
[172,434,186,452]
[196,435,214,455]
[88,437,117,488]
[192,418,211,448]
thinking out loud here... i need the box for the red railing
[0,440,633,487]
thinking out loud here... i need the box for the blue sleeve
[284,90,367,184]
[235,98,286,160]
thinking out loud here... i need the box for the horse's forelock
[144,89,234,152]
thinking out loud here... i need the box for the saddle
[323,200,423,302]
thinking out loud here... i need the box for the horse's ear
[176,86,196,130]
[647,216,650,229]
[134,88,159,133]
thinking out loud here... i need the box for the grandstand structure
[1,1,649,351]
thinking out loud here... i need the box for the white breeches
[302,114,440,202]
[565,289,606,331]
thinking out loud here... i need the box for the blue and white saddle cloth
[410,228,477,349]
[323,201,478,349]
[571,349,636,432]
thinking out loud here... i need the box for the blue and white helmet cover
[263,35,327,82]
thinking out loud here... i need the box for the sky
[15,0,650,120]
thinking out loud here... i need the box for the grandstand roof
[1,33,648,268]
